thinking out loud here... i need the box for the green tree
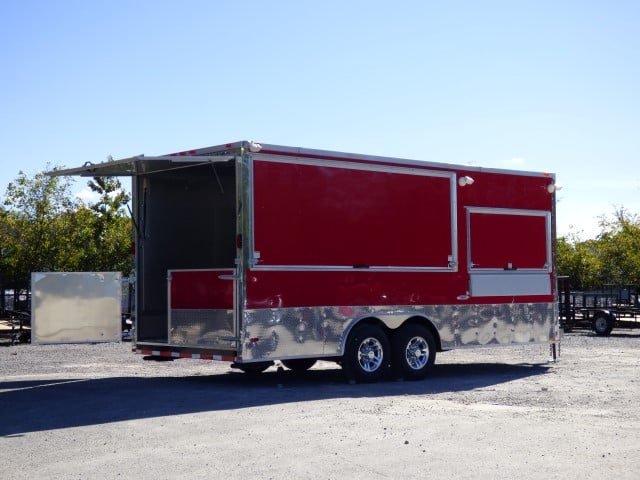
[556,235,603,290]
[81,176,132,273]
[0,206,11,310]
[1,169,79,309]
[556,207,640,289]
[596,208,640,286]
[87,176,130,222]
[1,170,133,309]
[2,170,76,282]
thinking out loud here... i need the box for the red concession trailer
[55,141,560,381]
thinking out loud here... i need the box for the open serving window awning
[48,154,236,177]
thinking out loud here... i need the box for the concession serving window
[466,207,552,297]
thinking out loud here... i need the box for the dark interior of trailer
[135,160,237,342]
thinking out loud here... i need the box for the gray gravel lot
[1,332,639,479]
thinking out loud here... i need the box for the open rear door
[50,153,241,354]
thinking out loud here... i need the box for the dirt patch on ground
[1,331,639,479]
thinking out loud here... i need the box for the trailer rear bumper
[133,344,237,362]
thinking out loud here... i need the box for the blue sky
[1,0,638,239]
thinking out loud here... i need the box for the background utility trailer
[558,277,640,336]
[54,141,560,382]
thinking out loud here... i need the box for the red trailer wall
[247,156,555,309]
[252,160,454,269]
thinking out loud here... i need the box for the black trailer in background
[559,277,640,335]
[1,289,31,344]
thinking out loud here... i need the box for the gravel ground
[1,331,639,479]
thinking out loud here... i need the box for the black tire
[392,323,436,380]
[142,355,175,362]
[281,358,317,371]
[236,361,273,374]
[17,331,30,343]
[342,324,391,383]
[593,312,614,336]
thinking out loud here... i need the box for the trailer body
[55,141,559,380]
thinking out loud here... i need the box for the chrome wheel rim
[357,337,384,372]
[404,336,429,370]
